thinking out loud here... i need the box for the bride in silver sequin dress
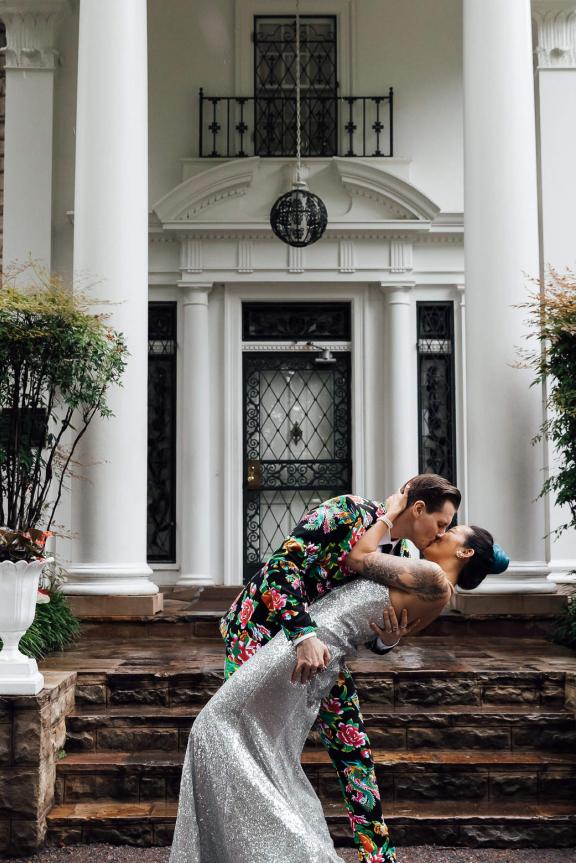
[169,553,443,863]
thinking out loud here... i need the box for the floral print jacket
[220,494,411,658]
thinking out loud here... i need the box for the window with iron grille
[243,302,351,341]
[253,15,337,156]
[147,303,177,563]
[417,302,456,484]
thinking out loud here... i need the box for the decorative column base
[471,564,557,594]
[176,572,215,588]
[61,563,159,596]
[548,566,576,596]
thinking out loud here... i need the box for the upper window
[253,15,337,156]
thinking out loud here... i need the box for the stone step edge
[67,705,575,719]
[47,800,576,823]
[56,748,576,770]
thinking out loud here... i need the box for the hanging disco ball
[270,188,328,248]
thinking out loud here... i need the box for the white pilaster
[463,0,553,593]
[0,0,66,271]
[177,282,214,586]
[66,0,157,596]
[379,283,419,492]
[533,0,576,590]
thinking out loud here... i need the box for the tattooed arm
[362,553,452,604]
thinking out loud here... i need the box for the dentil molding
[533,1,576,67]
[0,0,68,69]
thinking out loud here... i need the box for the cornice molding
[150,226,463,244]
[533,2,576,68]
[0,0,68,69]
[333,157,441,221]
[152,158,259,225]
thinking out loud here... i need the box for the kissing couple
[169,474,510,863]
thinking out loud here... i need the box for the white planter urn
[0,559,49,695]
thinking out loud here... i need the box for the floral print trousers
[225,641,396,863]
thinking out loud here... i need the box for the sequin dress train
[169,578,392,863]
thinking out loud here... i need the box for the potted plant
[0,265,128,689]
[0,528,52,693]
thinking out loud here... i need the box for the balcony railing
[198,88,394,159]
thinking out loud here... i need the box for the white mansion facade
[1,0,575,600]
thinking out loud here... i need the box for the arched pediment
[152,155,441,232]
[333,158,440,221]
[153,157,259,225]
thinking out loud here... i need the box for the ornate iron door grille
[253,15,337,156]
[417,302,456,484]
[243,350,351,582]
[147,303,177,563]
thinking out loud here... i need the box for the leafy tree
[521,269,576,538]
[0,265,128,531]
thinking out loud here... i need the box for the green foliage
[0,588,80,660]
[0,264,128,531]
[520,269,576,537]
[554,595,576,651]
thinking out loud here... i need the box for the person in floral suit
[219,474,460,863]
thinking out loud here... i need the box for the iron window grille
[198,15,393,158]
[242,302,351,341]
[147,302,177,563]
[417,302,456,484]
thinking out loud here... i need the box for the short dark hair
[401,473,461,513]
[458,525,494,590]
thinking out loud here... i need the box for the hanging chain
[295,0,302,183]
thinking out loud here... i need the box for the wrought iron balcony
[198,89,394,159]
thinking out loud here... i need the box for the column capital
[377,281,415,301]
[533,1,576,68]
[179,282,214,306]
[0,0,68,70]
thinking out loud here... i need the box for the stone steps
[64,704,576,753]
[46,800,576,848]
[54,748,576,807]
[73,666,568,710]
[43,638,576,848]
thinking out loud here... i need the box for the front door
[242,350,351,582]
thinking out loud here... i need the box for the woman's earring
[456,550,466,559]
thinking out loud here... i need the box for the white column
[66,0,157,596]
[533,1,576,592]
[463,0,553,592]
[0,0,66,272]
[177,282,214,587]
[380,284,419,491]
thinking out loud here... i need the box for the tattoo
[363,554,449,603]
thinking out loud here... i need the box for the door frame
[223,282,366,586]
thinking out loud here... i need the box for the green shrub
[0,588,80,660]
[554,595,576,651]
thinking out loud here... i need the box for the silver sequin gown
[169,578,395,863]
